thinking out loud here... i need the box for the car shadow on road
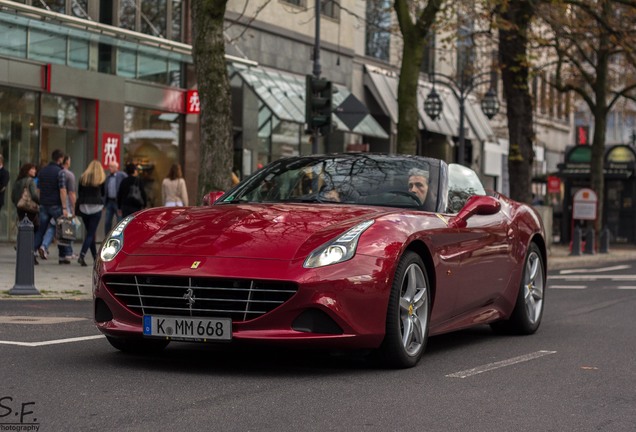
[89,325,509,375]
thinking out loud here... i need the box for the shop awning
[229,63,388,139]
[364,64,493,142]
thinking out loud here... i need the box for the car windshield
[219,155,442,211]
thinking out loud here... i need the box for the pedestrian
[76,160,106,267]
[161,163,188,206]
[0,154,9,221]
[11,163,40,264]
[103,161,127,236]
[34,149,70,265]
[40,155,77,261]
[117,163,147,217]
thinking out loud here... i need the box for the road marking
[0,335,104,347]
[559,265,631,275]
[549,285,587,289]
[446,350,557,379]
[617,286,636,290]
[549,275,636,281]
[0,316,87,325]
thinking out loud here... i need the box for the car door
[441,165,514,317]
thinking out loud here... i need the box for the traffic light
[305,75,333,131]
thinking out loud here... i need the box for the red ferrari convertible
[94,153,546,368]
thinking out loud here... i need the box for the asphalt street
[1,260,635,431]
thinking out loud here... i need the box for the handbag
[56,216,77,242]
[17,183,39,213]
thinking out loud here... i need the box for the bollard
[599,228,610,254]
[584,227,595,254]
[9,216,40,296]
[570,227,582,256]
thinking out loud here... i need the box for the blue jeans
[35,205,66,258]
[80,210,102,260]
[103,199,120,236]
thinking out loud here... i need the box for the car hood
[123,203,392,260]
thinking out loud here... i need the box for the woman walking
[161,163,188,206]
[76,160,105,266]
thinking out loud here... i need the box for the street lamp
[423,72,499,166]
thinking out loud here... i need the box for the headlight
[100,215,134,262]
[304,220,374,268]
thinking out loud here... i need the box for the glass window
[138,51,167,83]
[34,0,65,13]
[68,37,89,69]
[321,0,338,19]
[71,0,90,19]
[224,155,441,211]
[123,106,182,207]
[365,0,391,61]
[28,29,67,65]
[446,163,486,213]
[141,0,167,38]
[281,0,304,6]
[171,0,182,41]
[119,0,137,31]
[117,48,137,78]
[0,21,27,58]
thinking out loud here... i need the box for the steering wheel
[386,191,423,207]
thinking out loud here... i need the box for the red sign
[102,133,121,169]
[576,126,589,145]
[186,90,201,114]
[547,176,561,194]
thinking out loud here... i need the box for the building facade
[0,0,573,242]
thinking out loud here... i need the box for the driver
[407,168,429,204]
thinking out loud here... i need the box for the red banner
[102,133,121,169]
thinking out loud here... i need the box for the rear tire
[491,243,545,335]
[106,336,170,354]
[378,251,430,368]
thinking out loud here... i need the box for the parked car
[94,153,546,368]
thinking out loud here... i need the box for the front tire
[106,336,170,354]
[378,251,430,368]
[491,243,545,334]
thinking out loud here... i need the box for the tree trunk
[396,39,424,155]
[394,0,444,156]
[191,0,233,203]
[498,0,535,204]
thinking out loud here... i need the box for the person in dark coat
[117,163,147,217]
[76,160,106,267]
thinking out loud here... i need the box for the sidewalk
[2,241,636,300]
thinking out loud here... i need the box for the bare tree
[538,0,636,232]
[192,0,234,203]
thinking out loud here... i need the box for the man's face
[408,175,428,203]
[108,163,117,174]
[65,158,71,169]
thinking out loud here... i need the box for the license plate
[143,315,232,341]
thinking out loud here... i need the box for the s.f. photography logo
[0,397,39,432]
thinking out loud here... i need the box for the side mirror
[449,195,501,229]
[202,191,225,206]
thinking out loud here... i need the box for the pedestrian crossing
[548,264,636,290]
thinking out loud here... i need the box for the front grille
[103,275,298,322]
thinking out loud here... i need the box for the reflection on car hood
[126,203,390,260]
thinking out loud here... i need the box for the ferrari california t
[94,153,546,368]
